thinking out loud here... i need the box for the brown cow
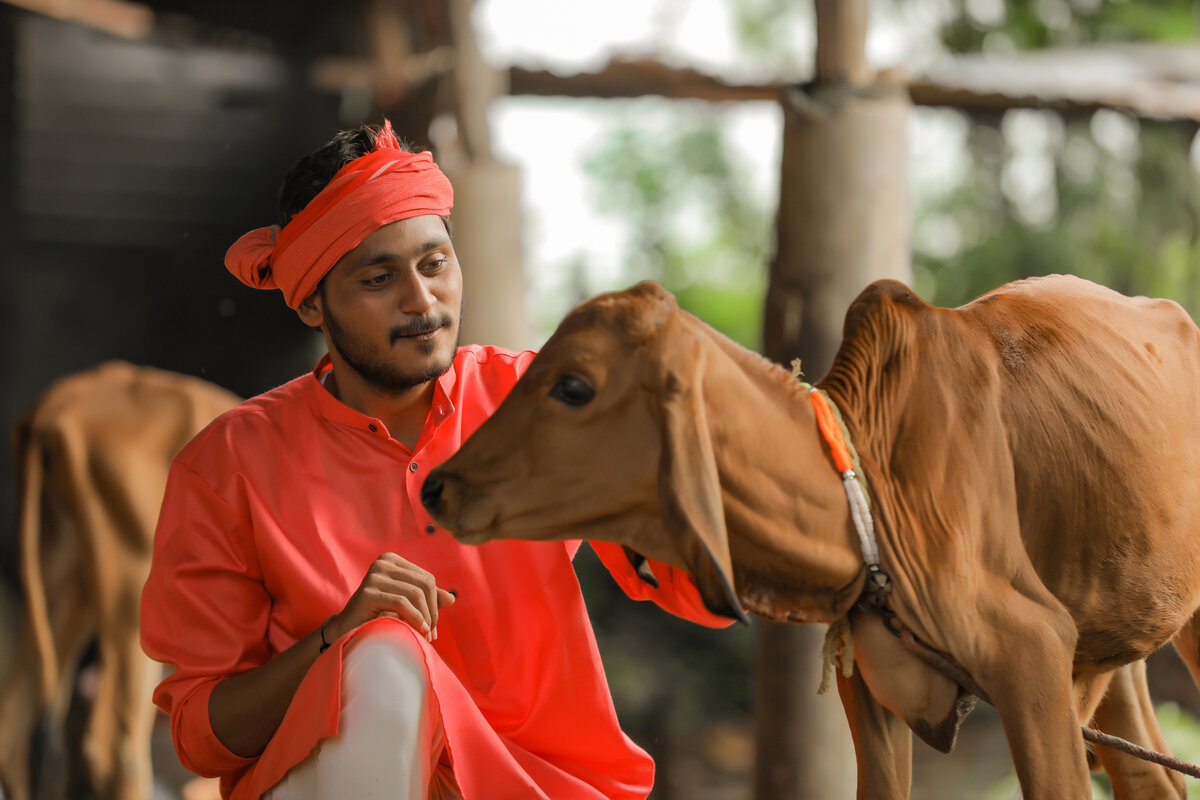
[422,275,1200,799]
[0,361,239,800]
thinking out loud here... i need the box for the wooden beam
[905,78,1200,121]
[447,0,505,162]
[2,0,153,39]
[508,60,784,103]
[308,47,454,100]
[503,59,1200,122]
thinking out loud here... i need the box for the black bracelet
[319,614,337,653]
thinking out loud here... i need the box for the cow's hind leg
[1084,663,1185,800]
[81,542,155,800]
[0,514,95,800]
[836,668,912,800]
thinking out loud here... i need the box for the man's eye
[363,273,391,286]
[549,374,595,406]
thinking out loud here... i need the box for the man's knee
[341,621,432,724]
[267,622,446,800]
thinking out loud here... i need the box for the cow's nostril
[420,477,444,512]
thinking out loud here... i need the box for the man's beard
[322,293,464,394]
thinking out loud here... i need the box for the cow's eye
[549,374,594,406]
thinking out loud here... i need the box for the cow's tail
[16,423,66,800]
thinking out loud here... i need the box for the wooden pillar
[763,79,912,373]
[440,0,529,350]
[445,161,529,350]
[754,1,911,798]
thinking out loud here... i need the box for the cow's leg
[1086,662,1185,800]
[82,547,155,800]
[0,626,39,800]
[0,511,95,800]
[0,599,94,800]
[967,585,1092,799]
[836,668,912,800]
[74,450,156,800]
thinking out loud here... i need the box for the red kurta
[141,346,731,800]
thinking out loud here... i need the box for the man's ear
[297,288,324,331]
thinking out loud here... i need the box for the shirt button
[368,424,378,432]
[409,462,419,472]
[425,524,436,535]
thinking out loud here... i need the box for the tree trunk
[754,2,911,797]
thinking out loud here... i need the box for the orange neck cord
[801,384,883,577]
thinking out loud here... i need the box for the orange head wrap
[225,120,454,309]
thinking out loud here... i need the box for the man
[140,120,732,800]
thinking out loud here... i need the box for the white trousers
[266,625,460,800]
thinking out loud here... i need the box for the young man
[140,121,732,800]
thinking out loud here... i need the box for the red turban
[225,120,454,309]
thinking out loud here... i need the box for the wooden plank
[505,57,1200,121]
[508,60,784,103]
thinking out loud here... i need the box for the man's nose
[399,273,437,314]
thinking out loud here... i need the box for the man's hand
[328,552,457,644]
[209,552,456,758]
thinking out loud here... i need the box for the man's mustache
[390,315,452,343]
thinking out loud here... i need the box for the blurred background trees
[915,0,1200,313]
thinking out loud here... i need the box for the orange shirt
[140,346,731,800]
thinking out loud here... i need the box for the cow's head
[422,281,745,621]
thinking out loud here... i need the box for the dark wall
[0,5,347,586]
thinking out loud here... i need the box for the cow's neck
[698,330,867,624]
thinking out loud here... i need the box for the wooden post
[444,161,529,350]
[814,0,870,87]
[440,0,529,351]
[755,1,912,798]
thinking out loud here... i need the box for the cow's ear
[657,356,749,624]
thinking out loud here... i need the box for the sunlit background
[3,1,1200,798]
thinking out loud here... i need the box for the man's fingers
[390,580,437,637]
[389,597,432,639]
[436,587,457,608]
[362,553,448,641]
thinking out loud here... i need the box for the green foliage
[940,0,1199,53]
[917,1,1200,314]
[1098,2,1199,41]
[730,0,813,71]
[914,114,1200,314]
[582,105,771,348]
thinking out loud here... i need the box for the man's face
[303,214,464,393]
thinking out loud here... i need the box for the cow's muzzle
[420,476,444,515]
